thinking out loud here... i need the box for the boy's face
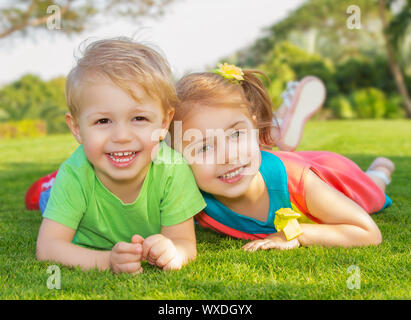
[174,104,261,199]
[67,79,173,190]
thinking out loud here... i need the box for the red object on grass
[25,170,58,210]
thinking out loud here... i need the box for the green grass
[0,120,410,299]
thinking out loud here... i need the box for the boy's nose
[111,124,133,144]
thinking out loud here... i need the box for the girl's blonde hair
[66,37,178,120]
[174,70,277,147]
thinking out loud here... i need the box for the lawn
[0,120,410,300]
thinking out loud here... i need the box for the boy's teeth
[110,151,135,156]
[108,151,136,163]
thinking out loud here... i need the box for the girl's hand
[242,231,300,251]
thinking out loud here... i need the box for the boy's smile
[66,78,173,201]
[106,151,138,168]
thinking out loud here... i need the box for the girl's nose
[224,139,240,165]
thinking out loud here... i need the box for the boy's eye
[133,116,147,121]
[96,118,110,125]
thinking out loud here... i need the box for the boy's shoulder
[59,145,94,180]
[149,142,193,189]
[152,141,186,167]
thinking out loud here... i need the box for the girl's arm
[298,169,382,247]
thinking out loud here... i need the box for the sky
[0,0,304,86]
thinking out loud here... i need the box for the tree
[379,0,411,117]
[0,0,178,39]
[230,0,411,117]
[0,74,68,133]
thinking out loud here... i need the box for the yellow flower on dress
[213,62,244,83]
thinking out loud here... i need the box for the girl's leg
[365,157,395,192]
[273,76,326,151]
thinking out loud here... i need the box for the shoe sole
[277,76,326,151]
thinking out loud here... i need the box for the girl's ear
[65,112,83,144]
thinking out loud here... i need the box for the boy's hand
[142,234,183,270]
[242,231,300,251]
[109,235,144,274]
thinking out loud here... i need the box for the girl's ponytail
[240,70,278,147]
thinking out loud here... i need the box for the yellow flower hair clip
[213,62,244,84]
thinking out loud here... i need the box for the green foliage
[231,0,381,68]
[329,95,356,119]
[224,0,410,118]
[338,88,404,119]
[0,0,179,39]
[0,74,68,134]
[261,42,338,107]
[335,57,398,95]
[0,119,46,139]
[350,88,387,118]
[385,0,411,51]
[385,94,406,118]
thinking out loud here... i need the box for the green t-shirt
[43,142,206,250]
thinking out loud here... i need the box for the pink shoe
[275,76,326,151]
[366,157,395,185]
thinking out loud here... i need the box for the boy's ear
[162,107,175,131]
[65,112,82,144]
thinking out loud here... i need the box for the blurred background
[0,0,410,138]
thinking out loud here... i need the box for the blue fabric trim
[202,150,292,234]
[376,193,393,213]
[39,188,51,216]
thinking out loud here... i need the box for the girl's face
[174,104,261,199]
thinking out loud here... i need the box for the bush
[329,95,356,119]
[0,120,46,139]
[385,95,406,119]
[350,88,386,119]
[335,56,397,95]
[329,88,406,119]
[261,42,338,107]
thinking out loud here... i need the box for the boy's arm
[37,218,111,271]
[141,217,197,270]
[298,169,382,247]
[162,217,197,264]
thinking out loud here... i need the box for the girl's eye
[96,118,110,125]
[230,130,244,139]
[198,144,212,154]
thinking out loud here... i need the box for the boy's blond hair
[65,37,178,120]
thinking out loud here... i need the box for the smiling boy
[36,38,206,273]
